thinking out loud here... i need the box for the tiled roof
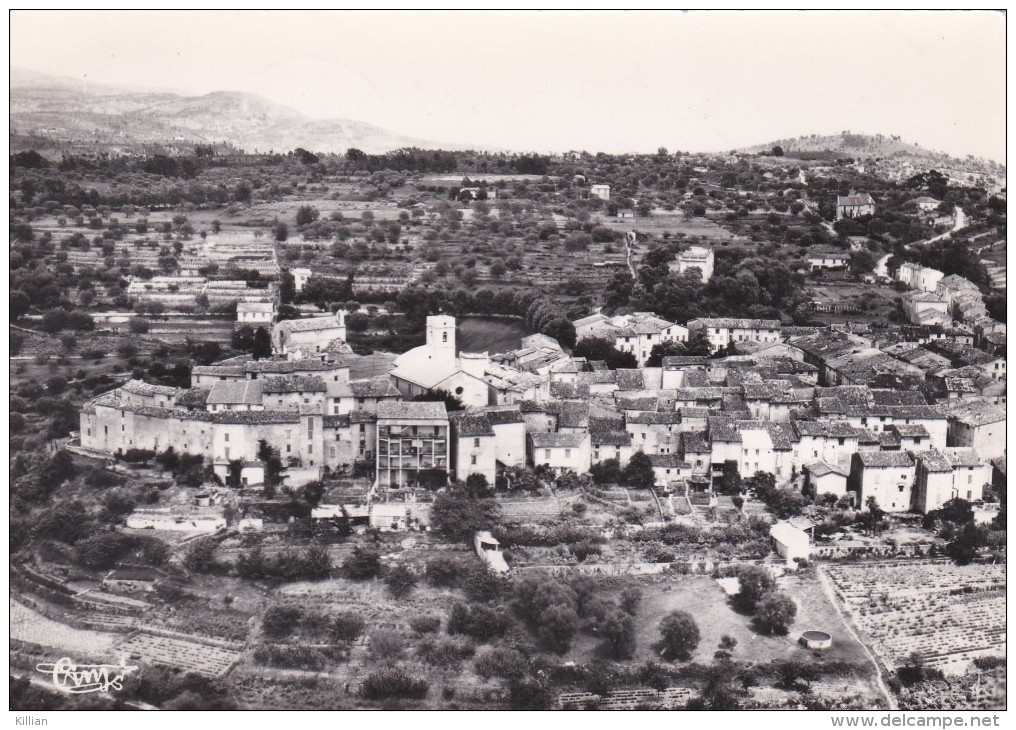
[276,315,344,333]
[175,388,210,408]
[889,424,930,439]
[245,358,336,374]
[262,375,327,394]
[616,369,646,390]
[207,379,263,405]
[944,448,984,468]
[804,461,848,478]
[913,450,952,473]
[649,454,691,469]
[377,401,448,421]
[121,379,178,397]
[346,377,401,398]
[590,431,631,446]
[856,451,914,468]
[530,432,587,449]
[483,406,524,425]
[452,413,495,438]
[690,317,781,329]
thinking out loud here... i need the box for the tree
[947,523,988,566]
[733,565,776,613]
[599,608,637,659]
[572,337,637,370]
[10,290,30,320]
[273,221,289,242]
[863,497,886,537]
[464,473,492,498]
[622,451,656,489]
[754,591,797,634]
[590,458,622,485]
[657,610,700,661]
[252,327,273,360]
[645,340,689,366]
[429,487,502,543]
[183,538,219,574]
[537,603,579,655]
[295,205,320,226]
[714,635,737,662]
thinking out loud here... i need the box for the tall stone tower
[426,315,457,370]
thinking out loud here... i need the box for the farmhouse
[687,318,782,353]
[836,192,875,220]
[669,245,715,282]
[271,312,347,356]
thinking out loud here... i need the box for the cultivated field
[823,561,1006,675]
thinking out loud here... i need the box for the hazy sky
[10,10,1006,161]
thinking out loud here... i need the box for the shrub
[367,632,405,663]
[331,610,366,642]
[474,646,530,680]
[262,605,303,639]
[360,668,428,701]
[425,555,464,588]
[342,545,382,580]
[384,564,417,598]
[409,615,441,634]
[416,637,475,668]
[447,602,510,642]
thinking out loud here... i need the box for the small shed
[102,568,159,593]
[474,530,509,574]
[770,521,812,561]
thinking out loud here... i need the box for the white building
[590,184,611,201]
[237,301,275,325]
[687,318,782,353]
[669,246,715,282]
[292,268,313,292]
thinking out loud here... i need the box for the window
[104,426,108,436]
[224,432,229,442]
[565,449,571,458]
[837,438,845,446]
[442,332,448,342]
[544,449,551,460]
[471,455,477,465]
[330,446,336,458]
[308,444,313,454]
[225,447,230,459]
[360,424,366,433]
[474,437,480,448]
[898,485,905,492]
[286,445,291,453]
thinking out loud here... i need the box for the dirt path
[816,566,898,710]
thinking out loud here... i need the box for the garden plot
[824,561,1006,674]
[116,632,243,678]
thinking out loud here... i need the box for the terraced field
[10,599,119,659]
[824,561,1006,675]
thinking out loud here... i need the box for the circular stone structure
[800,630,833,650]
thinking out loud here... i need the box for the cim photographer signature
[36,657,139,694]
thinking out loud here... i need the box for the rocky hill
[10,67,438,155]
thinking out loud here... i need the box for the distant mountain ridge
[10,66,442,155]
